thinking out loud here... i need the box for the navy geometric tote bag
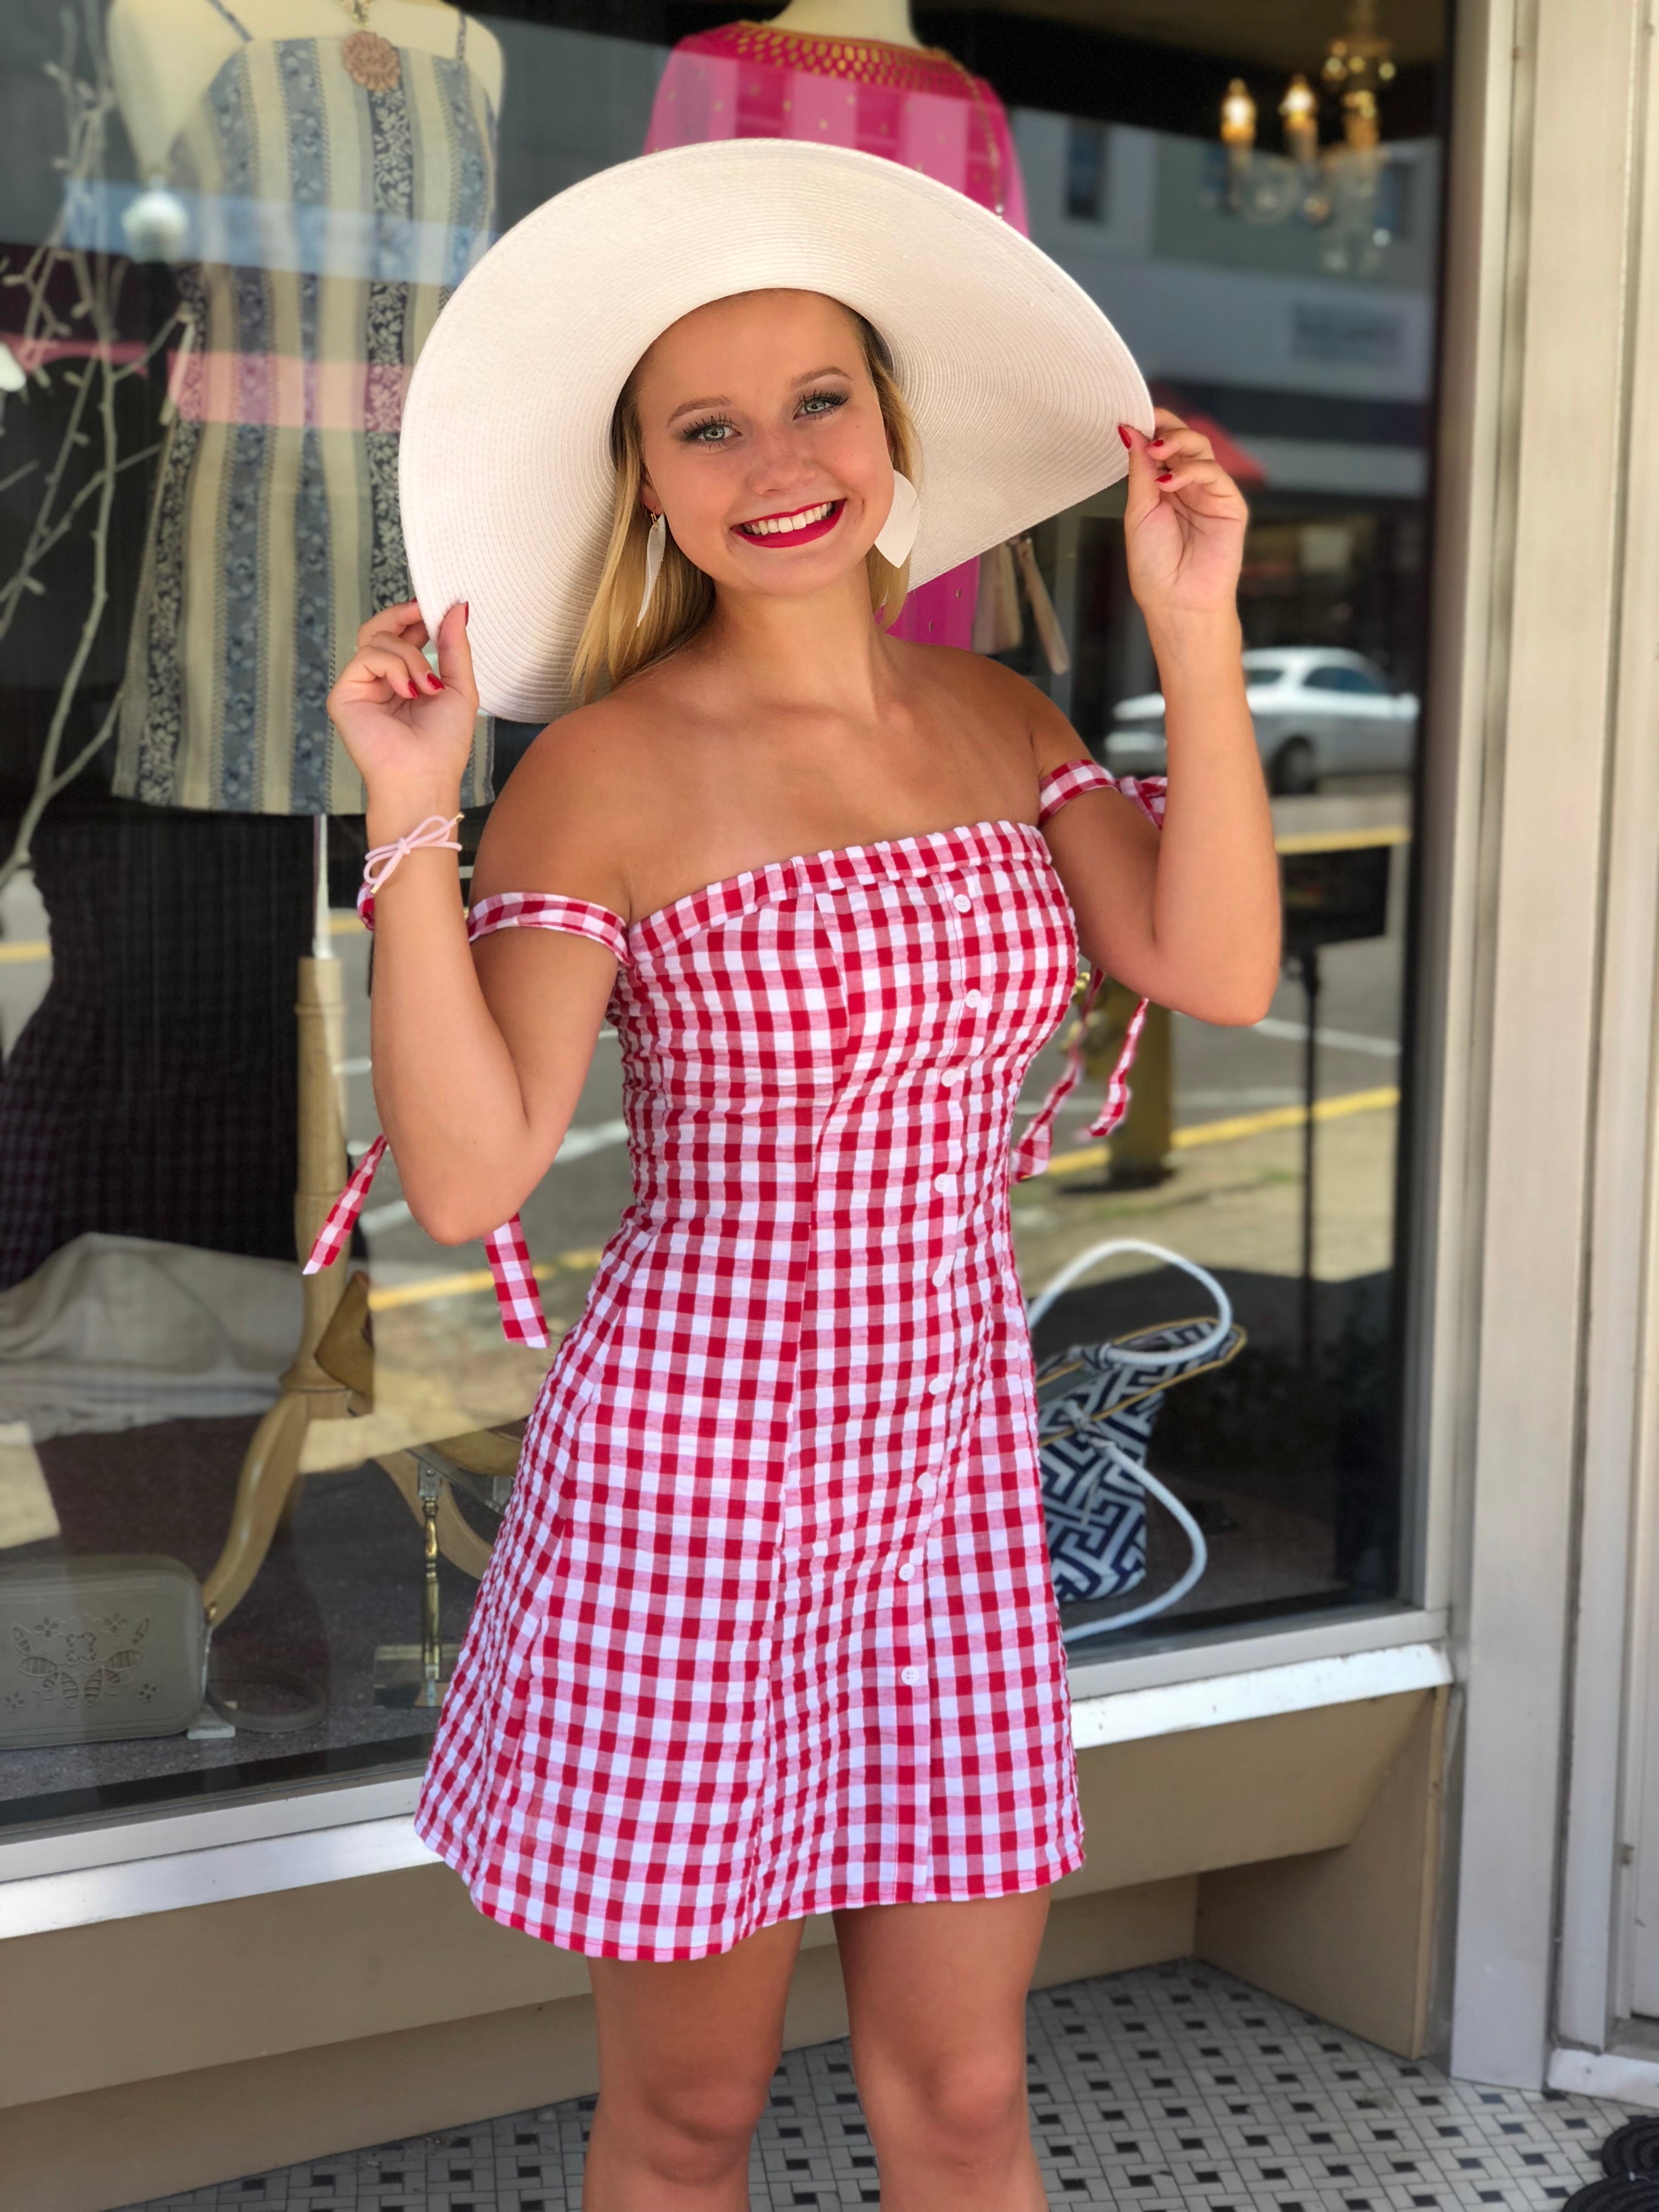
[1025,1239,1245,1640]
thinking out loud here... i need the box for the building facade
[0,0,1656,2201]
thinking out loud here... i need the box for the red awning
[1149,385,1268,488]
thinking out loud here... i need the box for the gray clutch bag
[0,1555,206,1750]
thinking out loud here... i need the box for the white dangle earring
[874,469,920,568]
[636,509,668,628]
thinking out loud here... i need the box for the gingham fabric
[319,766,1163,1340]
[407,758,1161,1959]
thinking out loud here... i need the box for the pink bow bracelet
[357,812,462,926]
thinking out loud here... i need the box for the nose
[741,420,823,500]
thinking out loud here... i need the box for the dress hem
[416,1819,1087,1962]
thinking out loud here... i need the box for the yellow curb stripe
[1041,1083,1400,1179]
[1273,825,1410,855]
[368,1245,608,1313]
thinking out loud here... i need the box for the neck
[696,567,902,720]
[759,0,923,49]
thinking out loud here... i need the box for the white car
[1107,647,1419,794]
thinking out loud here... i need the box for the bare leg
[833,1890,1052,2212]
[583,1915,807,2211]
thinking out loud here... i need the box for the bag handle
[1024,1236,1233,1367]
[1058,1438,1211,1643]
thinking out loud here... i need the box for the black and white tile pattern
[125,1962,1634,2210]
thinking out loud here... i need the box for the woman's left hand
[1119,406,1248,624]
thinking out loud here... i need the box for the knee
[631,2070,772,2186]
[873,2049,1030,2171]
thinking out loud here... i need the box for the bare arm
[1031,409,1280,1026]
[329,601,627,1245]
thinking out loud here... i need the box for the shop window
[0,0,1450,1828]
[1065,120,1110,222]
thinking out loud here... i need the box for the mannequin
[761,0,922,43]
[106,0,500,813]
[109,0,503,180]
[645,0,1029,651]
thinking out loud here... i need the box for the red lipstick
[732,499,845,549]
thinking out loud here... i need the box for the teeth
[740,501,835,537]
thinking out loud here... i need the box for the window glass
[1304,662,1389,694]
[0,0,1448,1828]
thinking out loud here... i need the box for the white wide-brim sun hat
[398,136,1154,723]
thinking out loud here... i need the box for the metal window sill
[0,1613,1449,1940]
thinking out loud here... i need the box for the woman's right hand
[328,599,478,812]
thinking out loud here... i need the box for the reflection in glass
[0,0,1448,1821]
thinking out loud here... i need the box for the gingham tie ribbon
[304,1135,551,1349]
[1008,764,1166,1182]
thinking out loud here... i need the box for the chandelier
[1211,1,1399,275]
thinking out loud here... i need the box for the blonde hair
[569,306,918,705]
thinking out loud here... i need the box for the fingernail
[426,675,444,691]
[462,601,470,622]
[1156,470,1174,483]
[1149,436,1166,449]
[1117,425,1132,449]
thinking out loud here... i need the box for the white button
[933,1172,955,1194]
[941,1068,963,1086]
[898,1563,916,1582]
[927,1377,947,1395]
[963,988,983,1007]
[900,1665,921,1684]
[953,893,973,913]
[918,1474,937,1496]
[932,1261,953,1287]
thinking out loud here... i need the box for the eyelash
[678,387,849,445]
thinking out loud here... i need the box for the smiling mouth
[733,499,843,542]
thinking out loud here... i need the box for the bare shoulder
[903,640,1087,786]
[470,689,649,916]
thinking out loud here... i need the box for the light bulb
[1220,77,1257,150]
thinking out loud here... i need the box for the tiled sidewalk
[126,1960,1632,2210]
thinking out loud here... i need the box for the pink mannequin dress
[644,20,1030,653]
[311,760,1166,1957]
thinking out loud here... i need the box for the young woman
[321,144,1278,2212]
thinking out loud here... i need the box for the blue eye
[677,389,848,445]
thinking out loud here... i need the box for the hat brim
[398,137,1154,723]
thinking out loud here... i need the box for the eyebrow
[664,364,855,427]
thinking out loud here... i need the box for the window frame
[0,0,1509,1920]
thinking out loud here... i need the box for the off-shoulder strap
[467,890,631,968]
[354,886,632,969]
[1038,757,1167,829]
[1012,759,1169,1183]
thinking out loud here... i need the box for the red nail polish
[427,675,444,691]
[462,601,470,622]
[1149,436,1166,449]
[1117,425,1132,449]
[1157,470,1174,483]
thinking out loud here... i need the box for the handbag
[1027,1239,1244,1639]
[0,1554,328,1748]
[970,539,1024,656]
[0,1555,207,1748]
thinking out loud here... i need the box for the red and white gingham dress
[392,757,1160,1959]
